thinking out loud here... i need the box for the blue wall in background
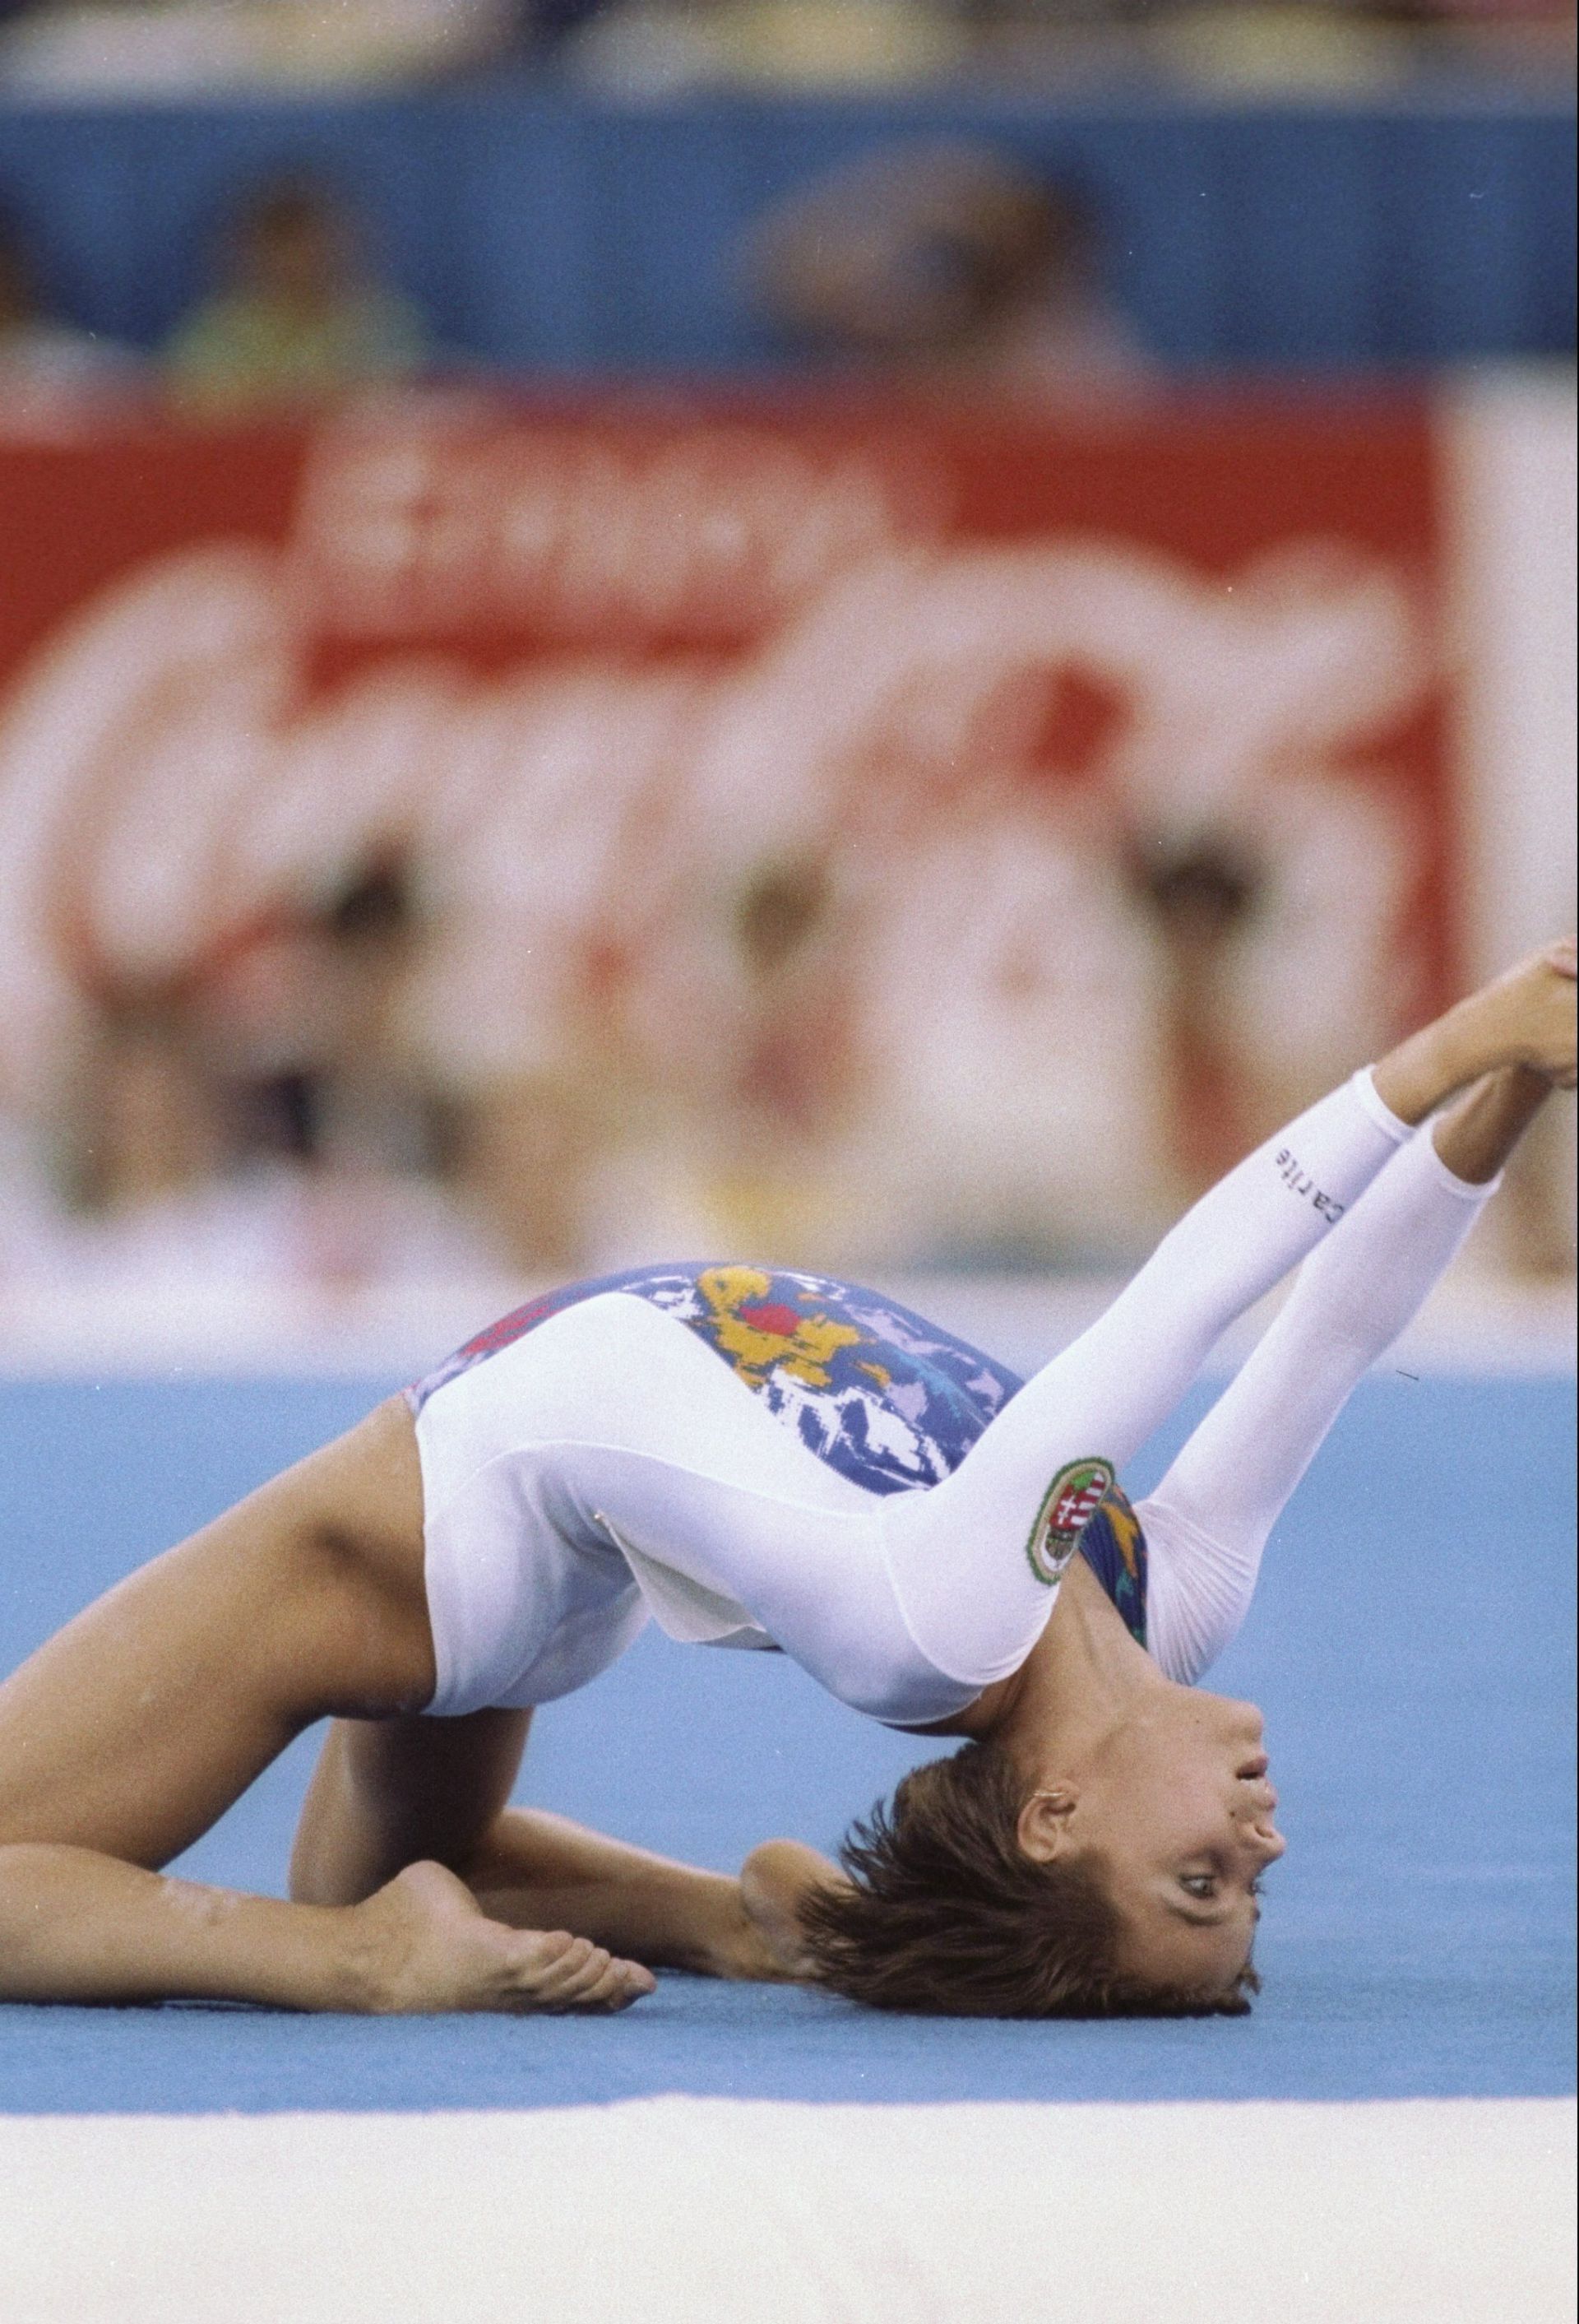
[0,84,1572,374]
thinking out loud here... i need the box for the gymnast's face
[1019,1686,1285,1997]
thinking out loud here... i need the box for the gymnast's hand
[352,1860,657,2016]
[1513,937,1577,1087]
[1442,939,1577,1093]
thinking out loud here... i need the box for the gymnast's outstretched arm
[868,951,1577,1697]
[1140,1067,1552,1683]
[869,1066,1411,1689]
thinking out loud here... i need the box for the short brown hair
[799,1742,1259,2019]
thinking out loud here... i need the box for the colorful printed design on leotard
[410,1261,1018,1491]
[1074,1487,1149,1646]
[409,1262,1148,1641]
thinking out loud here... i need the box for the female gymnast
[0,946,1572,2019]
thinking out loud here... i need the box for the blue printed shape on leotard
[410,1262,1148,1643]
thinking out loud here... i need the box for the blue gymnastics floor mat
[0,1373,1572,2114]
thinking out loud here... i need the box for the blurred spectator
[560,0,965,95]
[747,141,1153,399]
[1151,3,1429,89]
[164,176,429,418]
[0,0,510,96]
[0,195,141,413]
[2,0,1568,95]
[69,1000,224,1218]
[25,866,502,1292]
[1125,830,1268,1193]
[1135,2,1572,94]
[182,864,436,1176]
[555,0,1573,95]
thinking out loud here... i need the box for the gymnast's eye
[1179,1874,1217,1900]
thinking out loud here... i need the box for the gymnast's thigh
[0,1396,437,1872]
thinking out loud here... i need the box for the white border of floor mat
[1,2096,1572,2324]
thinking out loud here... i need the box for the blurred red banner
[0,390,1453,1267]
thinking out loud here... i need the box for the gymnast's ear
[1016,1786,1078,1864]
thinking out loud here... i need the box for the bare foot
[352,1861,656,2016]
[736,1840,850,1982]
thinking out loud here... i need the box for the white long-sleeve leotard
[410,1069,1494,1726]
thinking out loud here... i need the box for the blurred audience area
[0,0,1571,99]
[0,63,1572,387]
[1,380,1572,1308]
[0,39,1572,1323]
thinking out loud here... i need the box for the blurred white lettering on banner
[0,389,1510,1277]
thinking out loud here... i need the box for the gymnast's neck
[904,1554,1158,1766]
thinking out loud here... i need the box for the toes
[537,1928,580,1958]
[574,1958,652,2012]
[530,1934,598,1997]
[492,1930,654,2014]
[528,1936,618,2003]
[535,1942,654,2013]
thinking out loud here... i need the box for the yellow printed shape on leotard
[1103,1491,1143,1581]
[696,1265,863,1390]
